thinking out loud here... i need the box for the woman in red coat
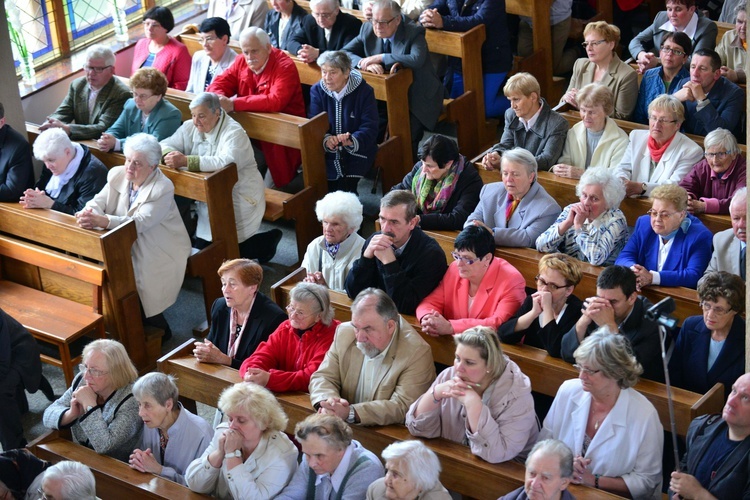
[131,7,191,90]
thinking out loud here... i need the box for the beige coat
[563,55,639,120]
[86,166,190,317]
[557,116,629,170]
[309,317,436,426]
[207,0,268,41]
[716,29,746,83]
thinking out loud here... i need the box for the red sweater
[131,37,191,91]
[239,319,339,392]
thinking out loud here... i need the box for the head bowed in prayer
[381,440,443,499]
[33,128,76,177]
[453,326,506,385]
[351,288,399,358]
[294,414,353,476]
[41,461,96,500]
[288,281,335,328]
[239,27,272,73]
[524,439,574,500]
[218,382,288,437]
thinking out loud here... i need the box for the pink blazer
[131,37,192,90]
[416,257,526,333]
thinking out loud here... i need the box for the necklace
[594,419,600,431]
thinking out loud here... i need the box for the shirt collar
[519,101,543,131]
[315,442,356,491]
[658,12,699,39]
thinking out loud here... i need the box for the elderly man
[0,102,34,202]
[670,372,750,499]
[208,27,305,188]
[287,0,362,64]
[41,461,97,500]
[707,187,747,279]
[499,439,575,500]
[561,265,663,382]
[466,147,561,248]
[206,0,268,41]
[309,288,436,426]
[342,0,443,161]
[186,18,238,93]
[674,48,745,139]
[39,45,130,141]
[345,190,447,315]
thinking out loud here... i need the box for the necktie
[382,39,391,54]
[741,245,746,280]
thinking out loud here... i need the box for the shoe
[256,229,283,264]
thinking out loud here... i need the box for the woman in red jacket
[131,7,191,90]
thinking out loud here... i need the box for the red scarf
[647,134,676,163]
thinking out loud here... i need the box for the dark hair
[698,271,746,315]
[667,0,696,7]
[418,134,459,168]
[597,265,637,297]
[199,17,231,40]
[144,6,175,32]
[693,48,722,71]
[454,225,495,260]
[661,31,692,56]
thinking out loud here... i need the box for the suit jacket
[85,167,190,317]
[615,213,713,288]
[207,294,287,369]
[343,19,443,130]
[557,117,629,170]
[309,317,436,426]
[131,37,192,91]
[105,97,182,148]
[563,55,638,120]
[491,99,569,171]
[465,181,562,248]
[676,76,745,139]
[416,257,526,332]
[207,0,269,41]
[288,10,361,55]
[50,76,131,140]
[0,307,41,393]
[613,130,704,196]
[265,3,309,51]
[0,124,34,202]
[35,144,108,215]
[629,10,718,60]
[706,228,743,276]
[185,47,237,94]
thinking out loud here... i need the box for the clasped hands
[363,233,397,264]
[420,309,453,337]
[432,375,481,407]
[317,397,351,420]
[571,456,595,486]
[325,133,353,151]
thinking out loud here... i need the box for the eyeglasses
[79,364,109,378]
[573,364,601,376]
[581,39,608,48]
[286,304,316,318]
[700,301,732,316]
[646,209,682,219]
[37,488,50,500]
[312,11,335,19]
[451,252,481,265]
[648,115,679,125]
[84,65,112,74]
[705,151,731,159]
[198,36,219,44]
[373,16,397,26]
[535,275,569,291]
[660,46,687,57]
[133,92,156,100]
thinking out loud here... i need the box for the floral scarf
[411,155,466,214]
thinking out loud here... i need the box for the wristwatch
[640,182,647,196]
[346,406,356,424]
[224,449,242,459]
[86,405,95,413]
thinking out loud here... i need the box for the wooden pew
[157,341,620,500]
[31,435,211,499]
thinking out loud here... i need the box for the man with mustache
[309,288,435,426]
[706,187,747,279]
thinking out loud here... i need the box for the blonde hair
[82,339,138,388]
[573,328,643,388]
[453,326,506,381]
[218,383,288,435]
[539,253,582,286]
[650,184,689,212]
[576,83,615,117]
[584,21,621,54]
[648,94,685,123]
[503,72,541,98]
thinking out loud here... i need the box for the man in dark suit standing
[342,0,443,160]
[0,102,34,202]
[288,0,362,63]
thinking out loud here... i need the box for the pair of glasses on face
[84,65,112,74]
[373,16,397,26]
[660,46,686,57]
[286,305,316,319]
[535,275,569,291]
[451,252,481,265]
[646,210,682,220]
[581,39,608,48]
[573,364,601,376]
[79,364,108,378]
[704,151,731,159]
[648,116,679,125]
[700,301,733,316]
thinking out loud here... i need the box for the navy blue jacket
[676,75,745,140]
[34,144,107,215]
[0,124,34,202]
[287,11,361,55]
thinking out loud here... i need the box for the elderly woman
[185,383,297,499]
[186,18,238,94]
[717,3,747,83]
[366,440,451,500]
[615,184,713,289]
[562,22,638,120]
[131,6,191,90]
[536,167,629,266]
[239,282,340,392]
[265,0,308,50]
[416,225,526,336]
[41,461,96,500]
[276,414,383,499]
[552,84,629,179]
[540,330,663,499]
[482,73,568,172]
[301,191,365,293]
[129,373,214,485]
[77,133,190,335]
[309,51,378,194]
[613,94,704,198]
[466,148,562,248]
[391,134,482,230]
[406,326,538,463]
[498,253,583,358]
[20,128,107,214]
[679,128,747,215]
[98,68,182,153]
[161,92,280,262]
[669,271,746,396]
[42,340,141,462]
[194,258,286,369]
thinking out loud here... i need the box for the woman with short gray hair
[240,282,340,392]
[129,372,214,485]
[41,461,96,500]
[367,440,450,499]
[679,127,746,215]
[540,329,663,499]
[536,166,629,265]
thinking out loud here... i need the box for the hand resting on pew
[129,448,163,475]
[75,207,109,230]
[318,397,353,421]
[297,44,320,64]
[551,163,584,179]
[163,150,188,169]
[419,8,443,29]
[303,271,329,287]
[193,338,232,365]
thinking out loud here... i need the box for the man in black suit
[0,102,34,202]
[287,0,362,63]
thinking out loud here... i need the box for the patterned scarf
[411,155,466,214]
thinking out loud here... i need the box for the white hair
[43,461,96,500]
[314,191,363,231]
[576,166,626,209]
[123,133,162,168]
[85,44,115,67]
[381,440,441,492]
[239,26,271,46]
[33,128,74,161]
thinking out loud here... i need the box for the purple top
[679,155,746,214]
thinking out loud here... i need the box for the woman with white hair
[161,91,281,263]
[679,128,746,215]
[301,191,365,292]
[20,128,107,214]
[129,372,214,485]
[536,167,629,266]
[366,440,450,499]
[41,461,96,500]
[76,133,190,337]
